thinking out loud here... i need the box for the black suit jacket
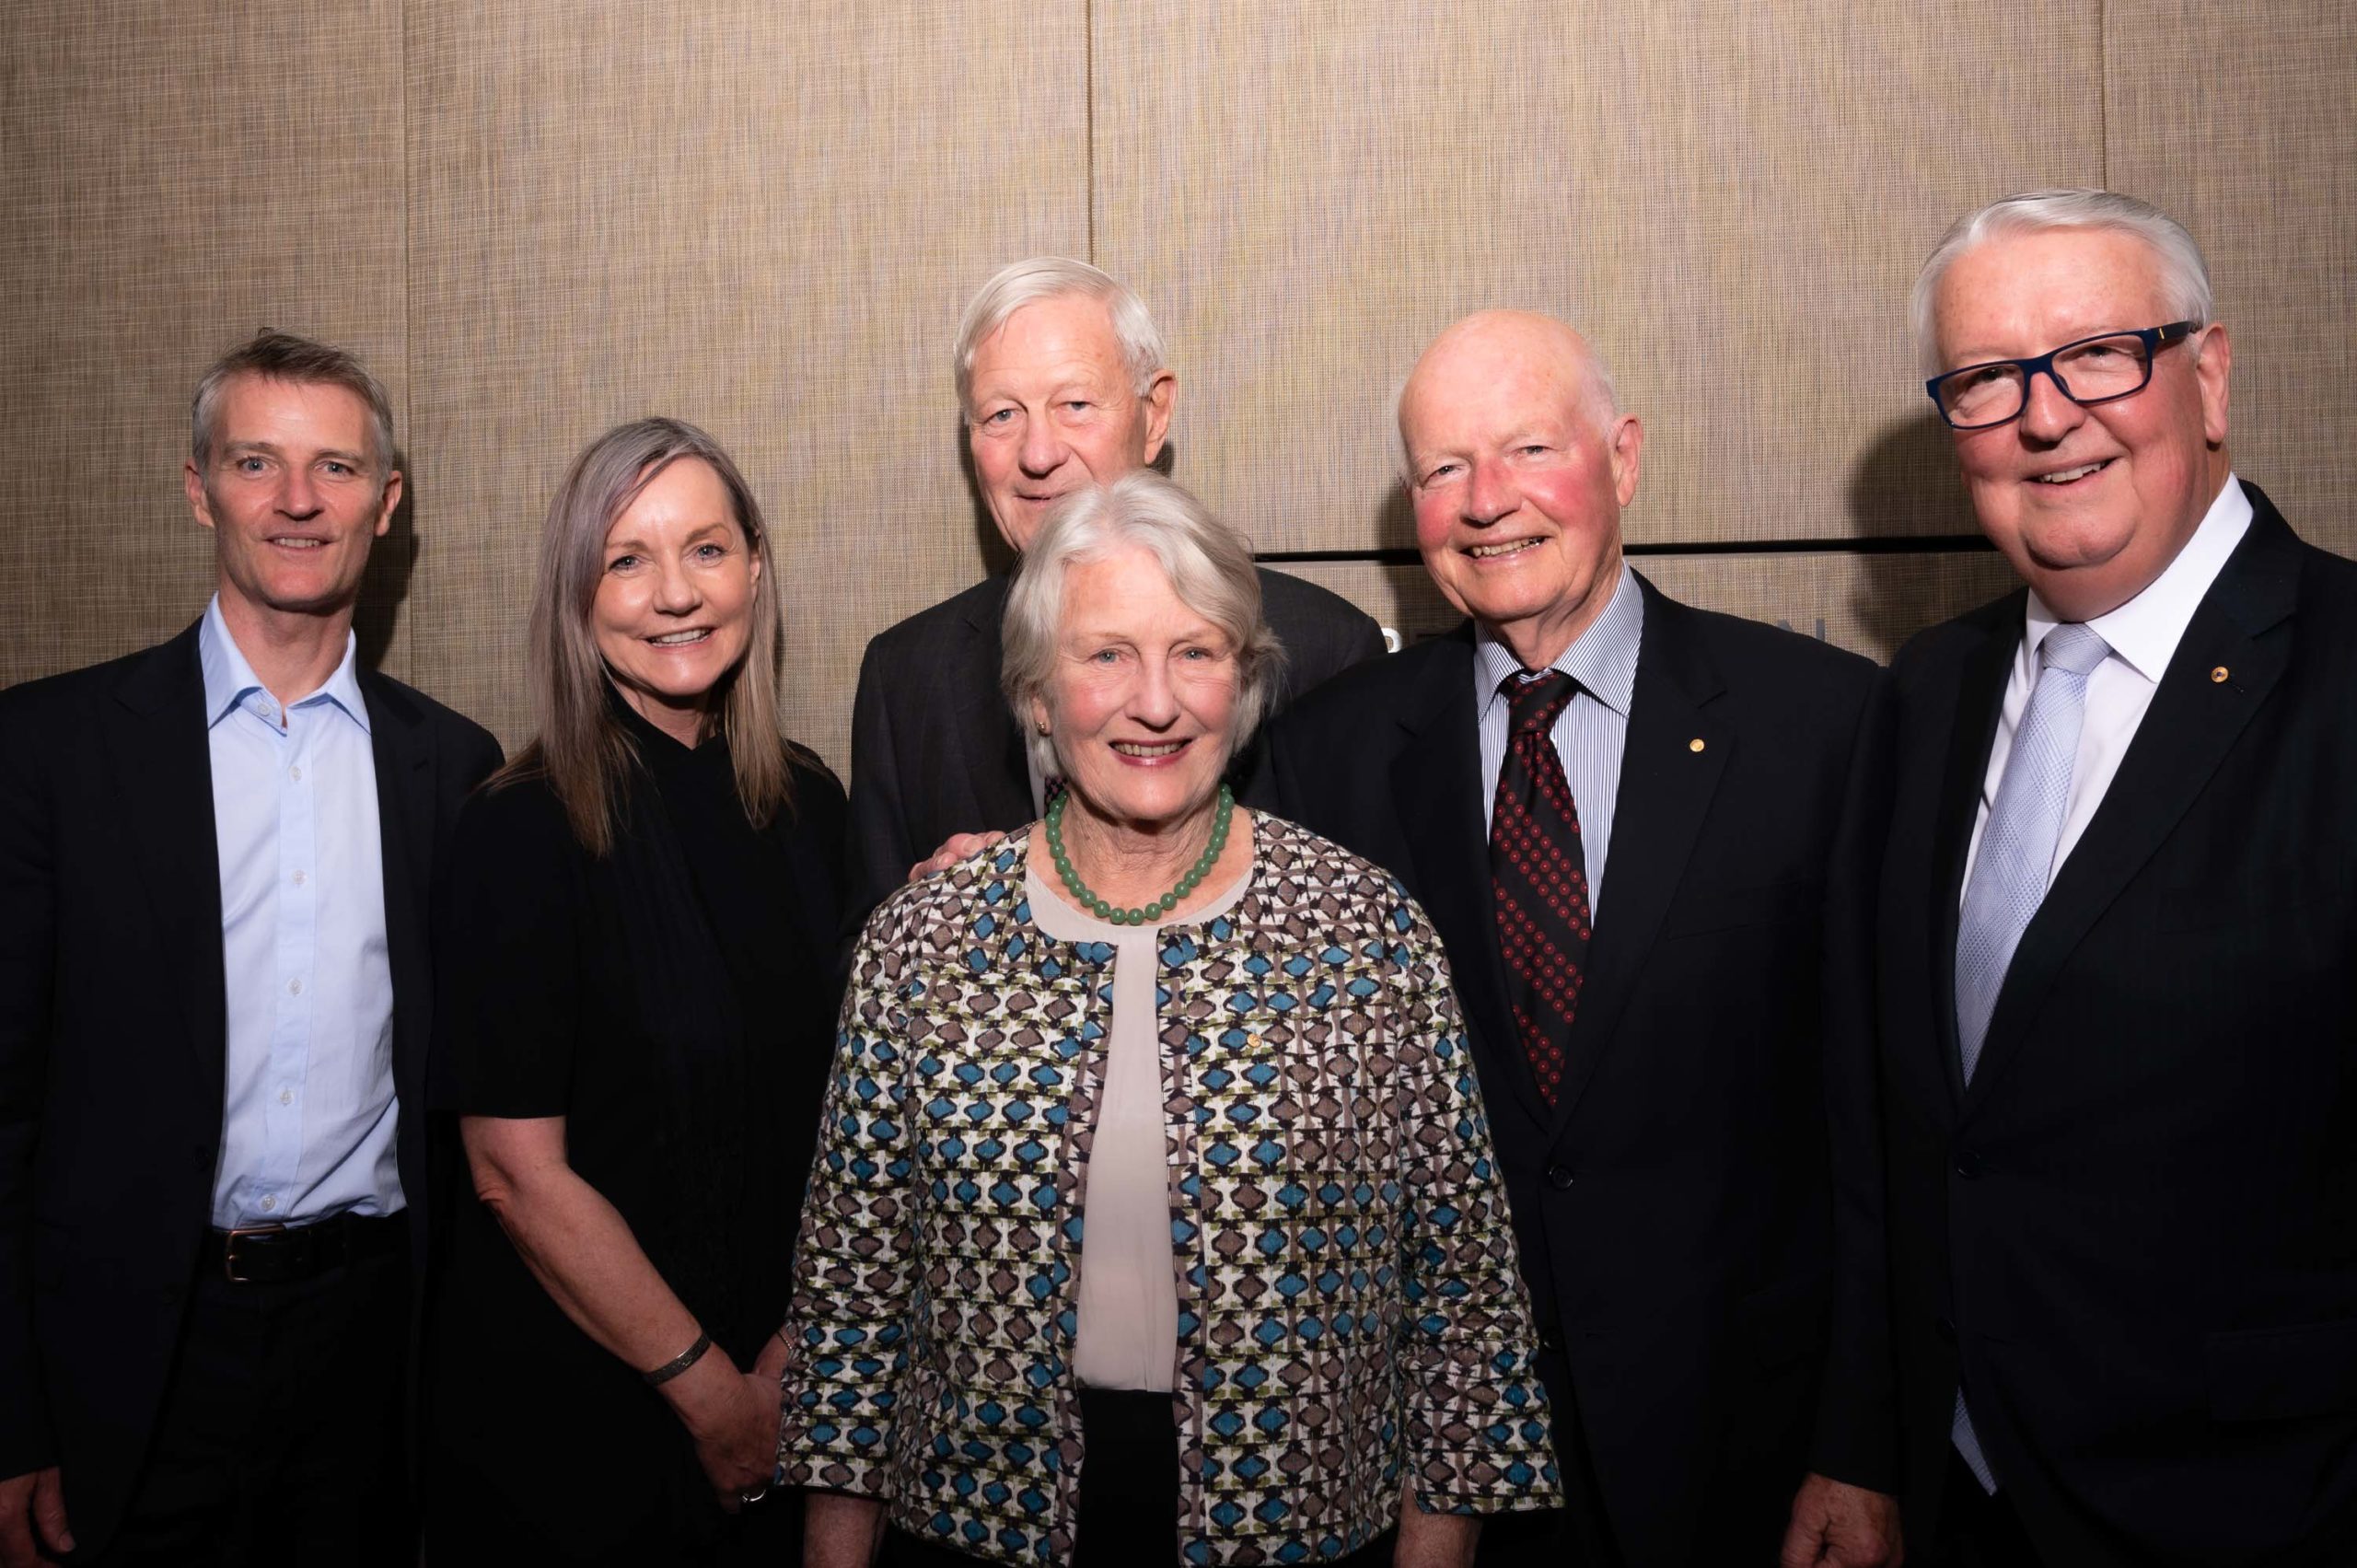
[1262,576,1877,1566]
[1824,484,2357,1566]
[845,565,1384,925]
[0,621,500,1553]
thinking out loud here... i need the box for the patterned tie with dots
[1490,670,1590,1108]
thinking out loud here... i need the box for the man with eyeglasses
[1805,189,2357,1567]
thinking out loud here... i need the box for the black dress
[425,700,844,1563]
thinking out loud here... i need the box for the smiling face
[591,457,762,743]
[1400,311,1641,669]
[1032,541,1239,834]
[183,374,401,623]
[966,294,1176,552]
[1933,226,2232,621]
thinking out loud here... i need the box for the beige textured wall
[4,3,2351,774]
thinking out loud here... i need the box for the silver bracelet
[641,1330,712,1388]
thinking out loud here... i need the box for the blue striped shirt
[1474,563,1643,917]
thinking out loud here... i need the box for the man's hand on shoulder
[0,1467,71,1568]
[907,830,1012,883]
[1782,1472,1900,1568]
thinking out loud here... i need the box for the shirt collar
[1474,562,1644,721]
[2024,472,2252,684]
[198,594,371,735]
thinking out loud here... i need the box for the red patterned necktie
[1490,671,1591,1107]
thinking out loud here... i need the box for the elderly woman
[781,470,1557,1568]
[426,419,843,1562]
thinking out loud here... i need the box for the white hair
[1911,189,2215,376]
[954,256,1169,416]
[1001,470,1284,781]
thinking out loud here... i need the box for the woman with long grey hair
[426,418,844,1562]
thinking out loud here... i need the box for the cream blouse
[1026,854,1248,1392]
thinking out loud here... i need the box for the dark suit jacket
[845,564,1384,925]
[1823,484,2357,1566]
[0,621,500,1554]
[1262,576,1877,1566]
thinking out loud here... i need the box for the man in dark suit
[0,331,500,1565]
[1817,189,2357,1568]
[845,256,1385,923]
[1262,310,1898,1567]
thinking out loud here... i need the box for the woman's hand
[1394,1494,1480,1568]
[665,1350,787,1510]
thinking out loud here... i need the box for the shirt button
[289,765,302,782]
[291,870,307,887]
[288,978,302,996]
[260,1195,276,1214]
[280,1088,293,1106]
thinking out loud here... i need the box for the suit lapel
[1389,627,1550,1120]
[362,672,436,1109]
[1965,496,2301,1113]
[108,624,228,1086]
[960,575,1037,828]
[1549,582,1728,1133]
[1930,602,2022,1109]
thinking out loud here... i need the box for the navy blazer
[0,622,499,1553]
[1822,484,2357,1566]
[1263,575,1877,1565]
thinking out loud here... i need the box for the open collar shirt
[199,596,400,1229]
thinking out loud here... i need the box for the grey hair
[1911,189,2215,375]
[192,329,399,477]
[1001,470,1285,782]
[1391,322,1623,483]
[490,417,795,855]
[955,256,1169,415]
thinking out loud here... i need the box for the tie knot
[1502,670,1576,735]
[2038,621,2109,679]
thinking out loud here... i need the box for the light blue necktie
[1949,619,2109,1493]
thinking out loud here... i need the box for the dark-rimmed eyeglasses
[1926,321,2198,431]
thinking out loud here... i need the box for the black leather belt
[202,1211,404,1284]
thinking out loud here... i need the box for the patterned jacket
[778,815,1559,1565]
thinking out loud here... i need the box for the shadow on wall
[1374,480,1416,554]
[354,450,418,672]
[1844,411,1991,657]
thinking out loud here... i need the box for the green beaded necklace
[1045,783,1234,926]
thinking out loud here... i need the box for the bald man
[1262,312,1896,1566]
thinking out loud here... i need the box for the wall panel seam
[1086,0,1097,261]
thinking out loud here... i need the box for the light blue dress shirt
[1474,563,1644,918]
[199,597,401,1229]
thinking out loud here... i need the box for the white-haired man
[1265,310,1895,1568]
[1817,189,2357,1566]
[843,257,1385,923]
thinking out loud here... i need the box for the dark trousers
[1922,1452,2047,1568]
[880,1388,1397,1567]
[74,1246,411,1567]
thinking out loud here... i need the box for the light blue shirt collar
[199,594,370,736]
[1473,562,1644,721]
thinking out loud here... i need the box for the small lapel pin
[1689,738,1706,753]
[2211,666,2230,684]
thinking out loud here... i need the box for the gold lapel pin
[2211,666,2230,683]
[1689,738,1706,753]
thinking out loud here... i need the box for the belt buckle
[222,1223,286,1283]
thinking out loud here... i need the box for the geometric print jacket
[777,814,1561,1565]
